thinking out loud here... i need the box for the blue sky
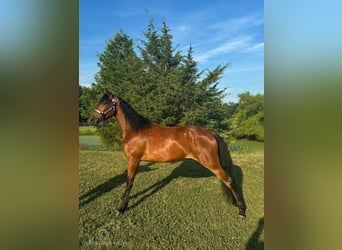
[80,0,264,102]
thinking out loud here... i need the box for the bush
[96,121,122,150]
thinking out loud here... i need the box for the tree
[89,19,232,148]
[229,92,264,141]
[92,30,145,148]
[79,85,85,124]
[95,30,143,97]
[138,20,184,125]
[79,85,97,125]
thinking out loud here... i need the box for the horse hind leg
[225,177,237,206]
[227,176,246,218]
[212,168,246,218]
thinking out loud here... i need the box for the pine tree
[95,30,142,97]
[89,19,233,148]
[79,85,97,124]
[138,19,184,125]
[94,30,144,148]
[179,45,201,125]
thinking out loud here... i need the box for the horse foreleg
[117,158,139,214]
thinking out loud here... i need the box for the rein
[94,98,116,118]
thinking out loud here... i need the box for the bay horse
[89,90,246,217]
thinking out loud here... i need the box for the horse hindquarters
[188,128,246,217]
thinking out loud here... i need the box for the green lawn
[79,141,264,249]
[79,126,98,135]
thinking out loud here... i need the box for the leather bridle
[94,97,116,118]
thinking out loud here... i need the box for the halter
[94,97,117,118]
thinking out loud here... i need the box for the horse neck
[114,105,134,138]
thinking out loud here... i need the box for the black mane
[119,98,152,131]
[99,93,111,103]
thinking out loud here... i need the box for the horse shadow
[128,160,246,212]
[245,217,264,250]
[80,160,246,213]
[79,163,155,208]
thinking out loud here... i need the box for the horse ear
[104,89,110,94]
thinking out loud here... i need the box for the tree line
[79,20,264,148]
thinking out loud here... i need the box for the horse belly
[141,139,187,162]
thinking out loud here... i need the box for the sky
[79,0,264,103]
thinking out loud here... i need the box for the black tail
[215,134,247,215]
[214,134,233,175]
[214,134,235,203]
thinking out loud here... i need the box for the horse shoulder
[122,132,147,159]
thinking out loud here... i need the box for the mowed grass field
[79,141,264,249]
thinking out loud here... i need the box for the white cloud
[194,36,252,63]
[204,15,263,45]
[209,15,264,34]
[243,42,264,53]
[175,24,189,32]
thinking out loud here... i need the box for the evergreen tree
[179,45,201,125]
[93,30,144,148]
[138,20,184,125]
[95,30,143,97]
[79,85,85,124]
[181,64,228,132]
[88,19,236,148]
[79,85,97,125]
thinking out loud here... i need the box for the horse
[89,90,246,218]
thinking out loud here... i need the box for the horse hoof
[116,209,125,217]
[238,209,246,218]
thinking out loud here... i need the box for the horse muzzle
[88,115,102,125]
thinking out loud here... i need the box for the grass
[229,139,264,154]
[79,126,98,135]
[79,142,264,249]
